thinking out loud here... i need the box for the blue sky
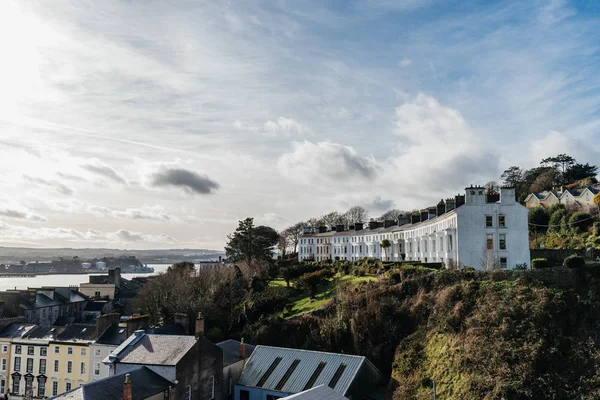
[0,0,599,249]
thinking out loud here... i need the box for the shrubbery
[531,258,550,269]
[563,254,585,269]
[295,269,335,298]
[569,212,593,233]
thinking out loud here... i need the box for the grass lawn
[281,273,378,318]
[269,278,290,288]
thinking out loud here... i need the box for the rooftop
[217,339,256,366]
[282,385,348,400]
[238,345,381,396]
[49,366,173,400]
[105,332,197,366]
[55,324,97,342]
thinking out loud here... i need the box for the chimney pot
[240,337,246,361]
[123,373,133,400]
[195,312,205,337]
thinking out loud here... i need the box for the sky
[1,0,600,250]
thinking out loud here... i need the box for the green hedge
[563,255,585,269]
[532,258,550,269]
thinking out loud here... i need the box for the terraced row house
[524,184,600,209]
[298,186,531,270]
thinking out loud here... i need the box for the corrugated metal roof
[282,385,348,400]
[238,345,376,396]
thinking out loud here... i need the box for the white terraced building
[298,186,531,270]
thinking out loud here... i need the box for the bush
[295,269,334,298]
[563,255,585,269]
[549,209,567,232]
[569,212,593,233]
[529,207,549,232]
[594,222,600,236]
[532,258,550,269]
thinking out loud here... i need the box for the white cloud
[399,59,412,67]
[530,131,600,169]
[264,117,312,136]
[277,141,379,185]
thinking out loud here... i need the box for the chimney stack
[123,374,132,400]
[195,312,205,337]
[240,337,246,362]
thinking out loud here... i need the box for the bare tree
[320,211,345,228]
[343,206,369,224]
[480,250,500,271]
[305,217,322,230]
[283,222,304,254]
[378,209,404,221]
[484,181,500,195]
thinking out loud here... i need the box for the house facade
[299,186,530,270]
[524,184,600,209]
[217,340,255,400]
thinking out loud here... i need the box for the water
[0,264,171,291]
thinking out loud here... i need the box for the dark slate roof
[49,366,173,399]
[217,339,256,366]
[55,324,97,342]
[110,333,197,366]
[282,385,348,400]
[22,325,63,340]
[20,288,87,310]
[84,301,108,312]
[96,325,128,346]
[55,316,76,326]
[145,323,187,335]
[0,323,35,339]
[238,345,382,396]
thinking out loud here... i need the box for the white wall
[90,343,116,381]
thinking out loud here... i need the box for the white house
[299,186,530,270]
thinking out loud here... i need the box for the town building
[49,366,174,399]
[0,287,88,325]
[103,317,223,400]
[218,339,255,400]
[0,319,33,397]
[90,315,149,382]
[524,184,600,209]
[235,345,383,400]
[299,186,531,270]
[10,325,61,398]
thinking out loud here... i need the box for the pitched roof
[55,324,97,342]
[107,332,197,366]
[0,323,35,339]
[282,385,348,400]
[22,325,63,340]
[238,345,382,396]
[217,339,256,366]
[49,366,173,399]
[96,325,128,346]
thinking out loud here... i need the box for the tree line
[500,154,598,202]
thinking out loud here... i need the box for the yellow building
[0,319,34,396]
[48,324,96,396]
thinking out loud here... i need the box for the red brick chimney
[195,312,204,337]
[240,337,246,361]
[123,373,132,400]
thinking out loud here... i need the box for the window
[499,234,507,250]
[2,345,7,353]
[498,215,506,227]
[68,347,73,355]
[12,375,20,394]
[54,360,59,373]
[25,375,33,394]
[67,361,72,374]
[486,215,493,227]
[37,376,47,397]
[40,358,47,374]
[15,345,21,354]
[303,362,327,391]
[487,234,494,250]
[27,346,34,355]
[500,257,508,269]
[52,381,59,396]
[94,362,100,376]
[328,364,347,389]
[26,358,33,373]
[209,375,215,399]
[54,346,60,354]
[95,349,101,356]
[94,291,101,298]
[0,379,4,394]
[184,385,191,400]
[41,347,47,356]
[65,382,72,391]
[1,358,5,371]
[14,357,20,372]
[240,390,250,400]
[81,348,87,356]
[80,362,85,375]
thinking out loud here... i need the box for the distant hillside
[0,247,224,264]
